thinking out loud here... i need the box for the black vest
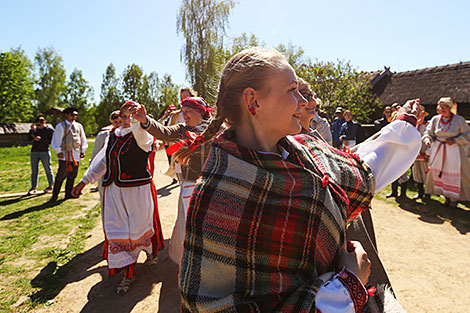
[102,132,152,187]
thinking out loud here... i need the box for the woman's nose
[297,91,308,108]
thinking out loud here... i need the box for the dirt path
[40,150,470,313]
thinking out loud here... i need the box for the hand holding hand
[128,102,148,124]
[34,136,41,141]
[395,98,423,122]
[447,138,456,145]
[58,152,64,159]
[80,152,85,159]
[71,182,86,198]
[339,240,371,285]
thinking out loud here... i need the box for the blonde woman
[162,48,421,312]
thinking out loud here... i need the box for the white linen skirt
[103,182,155,269]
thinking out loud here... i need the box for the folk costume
[51,113,87,200]
[423,113,470,202]
[180,119,421,312]
[141,97,213,266]
[80,120,164,278]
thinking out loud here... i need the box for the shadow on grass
[30,240,180,313]
[0,199,65,220]
[394,195,470,235]
[0,192,48,206]
[157,182,179,198]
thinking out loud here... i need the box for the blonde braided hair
[174,47,287,165]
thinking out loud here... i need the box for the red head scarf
[181,97,213,119]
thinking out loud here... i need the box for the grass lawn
[0,142,101,312]
[376,181,470,234]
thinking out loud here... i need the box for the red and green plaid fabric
[180,131,375,312]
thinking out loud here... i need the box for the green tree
[276,42,307,70]
[0,48,35,122]
[145,71,161,118]
[121,64,144,102]
[177,0,236,104]
[157,74,179,119]
[62,69,96,134]
[297,60,379,122]
[34,47,66,114]
[229,32,263,55]
[96,64,122,130]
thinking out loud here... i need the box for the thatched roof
[371,61,470,119]
[372,61,470,105]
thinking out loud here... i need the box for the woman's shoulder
[290,133,331,152]
[454,114,467,123]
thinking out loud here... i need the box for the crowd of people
[25,46,470,311]
[371,98,470,208]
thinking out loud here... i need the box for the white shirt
[51,120,88,161]
[315,119,421,312]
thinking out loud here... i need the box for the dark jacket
[373,117,389,133]
[142,117,211,182]
[339,120,363,142]
[28,126,54,152]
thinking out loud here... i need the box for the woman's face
[438,103,452,117]
[182,106,203,127]
[384,108,392,119]
[299,86,317,120]
[344,111,352,122]
[256,62,307,138]
[111,117,121,128]
[121,108,132,128]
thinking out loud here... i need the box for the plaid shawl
[180,131,375,312]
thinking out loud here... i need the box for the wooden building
[370,61,470,120]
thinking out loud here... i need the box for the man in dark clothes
[27,116,55,195]
[331,107,345,149]
[373,106,392,133]
[339,110,364,148]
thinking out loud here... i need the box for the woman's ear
[242,87,260,117]
[242,88,259,109]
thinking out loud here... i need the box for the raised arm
[130,119,154,152]
[129,102,186,142]
[354,99,423,192]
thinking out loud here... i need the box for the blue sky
[1,0,469,103]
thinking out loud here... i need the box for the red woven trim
[337,268,368,312]
[395,114,417,127]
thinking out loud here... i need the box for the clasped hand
[127,102,148,124]
[395,98,424,124]
[339,240,371,285]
